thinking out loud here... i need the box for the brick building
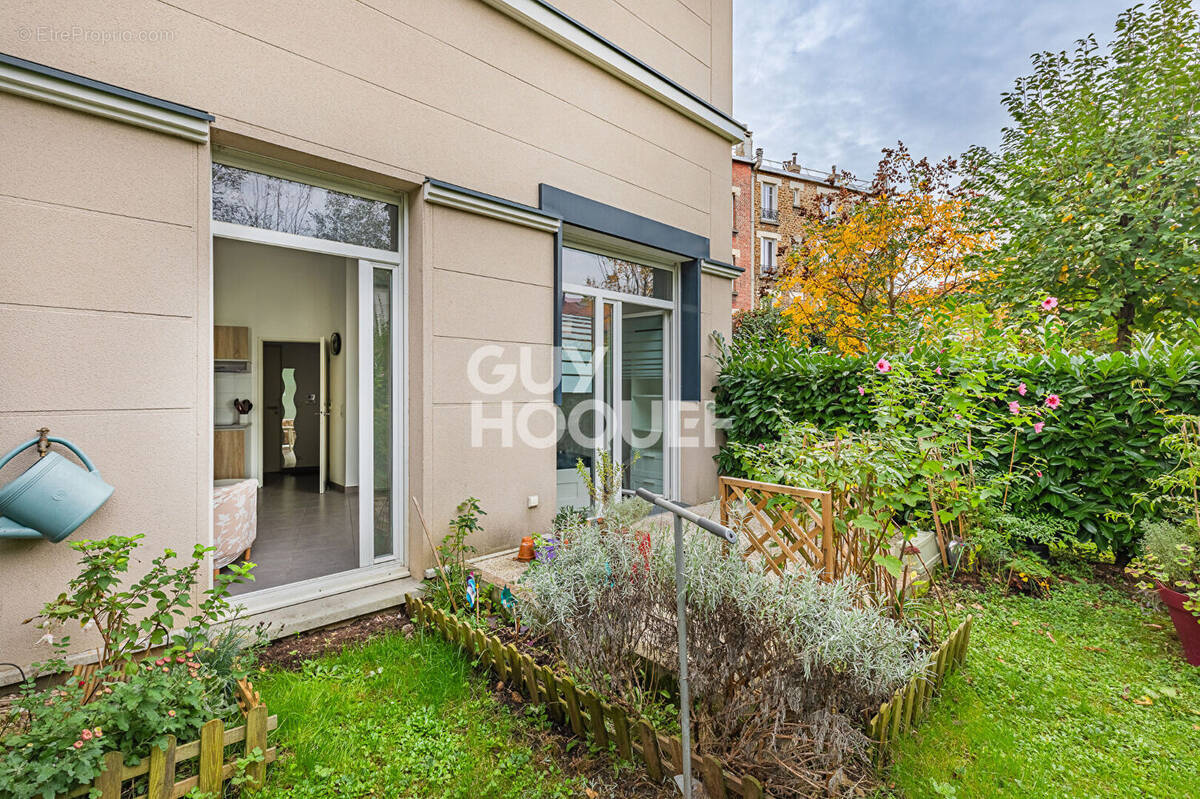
[731,151,755,311]
[730,135,864,312]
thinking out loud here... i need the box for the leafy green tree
[966,0,1200,349]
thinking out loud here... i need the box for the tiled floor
[229,472,359,595]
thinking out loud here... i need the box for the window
[761,183,778,223]
[562,247,673,300]
[732,192,738,233]
[212,163,399,250]
[759,237,777,274]
[793,187,805,208]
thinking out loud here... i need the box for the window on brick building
[759,236,777,274]
[761,183,778,222]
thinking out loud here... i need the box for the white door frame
[561,254,680,503]
[255,336,328,491]
[357,259,407,568]
[210,158,408,599]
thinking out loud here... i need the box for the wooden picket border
[866,614,973,762]
[406,592,772,798]
[59,677,278,799]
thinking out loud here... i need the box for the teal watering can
[0,437,114,543]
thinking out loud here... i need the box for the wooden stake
[412,496,457,613]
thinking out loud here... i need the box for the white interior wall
[213,238,357,487]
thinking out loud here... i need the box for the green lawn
[253,628,591,799]
[879,581,1200,799]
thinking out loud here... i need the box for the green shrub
[715,339,1200,556]
[1136,518,1200,584]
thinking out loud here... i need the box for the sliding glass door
[556,246,674,511]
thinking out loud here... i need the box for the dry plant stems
[412,497,457,614]
[520,519,922,797]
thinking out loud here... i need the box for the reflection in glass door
[621,307,666,495]
[556,293,598,509]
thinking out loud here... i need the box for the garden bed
[408,587,975,795]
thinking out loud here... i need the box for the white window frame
[761,182,778,217]
[560,232,681,502]
[209,152,409,609]
[759,233,779,273]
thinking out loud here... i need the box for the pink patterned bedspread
[212,479,258,569]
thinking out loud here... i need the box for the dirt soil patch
[257,606,412,671]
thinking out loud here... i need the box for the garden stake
[633,488,737,799]
[412,496,457,613]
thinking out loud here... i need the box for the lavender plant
[519,517,922,793]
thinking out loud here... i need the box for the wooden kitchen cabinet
[214,429,246,479]
[214,325,250,361]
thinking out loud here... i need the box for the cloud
[732,0,1184,178]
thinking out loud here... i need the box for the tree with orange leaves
[774,144,993,354]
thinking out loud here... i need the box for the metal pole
[674,511,693,799]
[632,487,737,797]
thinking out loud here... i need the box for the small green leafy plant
[25,534,253,679]
[1127,519,1200,618]
[425,498,486,614]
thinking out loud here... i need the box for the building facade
[730,137,852,312]
[0,0,743,680]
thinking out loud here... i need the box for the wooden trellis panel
[719,477,835,580]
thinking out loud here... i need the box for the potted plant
[1123,413,1200,665]
[1127,520,1200,665]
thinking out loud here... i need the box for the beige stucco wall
[0,93,211,672]
[0,0,735,674]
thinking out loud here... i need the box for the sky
[732,0,1174,179]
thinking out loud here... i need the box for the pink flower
[935,366,942,376]
[1041,296,1058,311]
[857,385,866,395]
[93,727,103,737]
[155,658,165,666]
[1033,421,1045,434]
[168,710,176,718]
[1009,401,1021,415]
[1017,382,1027,396]
[80,729,93,741]
[876,358,892,373]
[954,413,962,419]
[73,740,83,749]
[907,347,914,355]
[1045,394,1061,409]
[1036,470,1043,478]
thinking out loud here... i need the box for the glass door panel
[557,293,597,510]
[358,260,402,566]
[621,308,666,495]
[372,268,393,558]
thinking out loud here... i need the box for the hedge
[713,339,1200,555]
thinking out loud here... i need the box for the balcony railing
[760,206,779,223]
